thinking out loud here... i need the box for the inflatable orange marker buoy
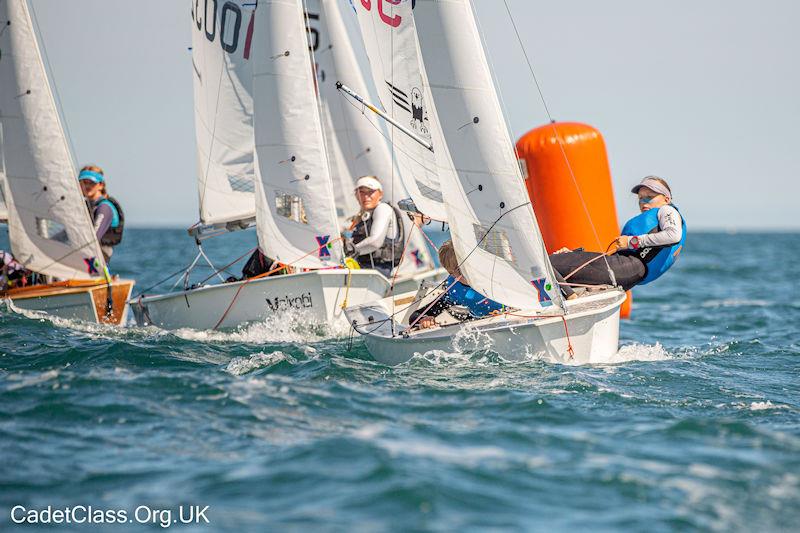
[516,122,632,318]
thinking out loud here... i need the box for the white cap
[355,175,382,191]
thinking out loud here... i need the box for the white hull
[132,269,420,331]
[345,289,627,366]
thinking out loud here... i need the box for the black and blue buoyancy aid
[620,205,686,284]
[94,196,125,246]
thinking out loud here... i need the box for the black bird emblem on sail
[409,87,429,135]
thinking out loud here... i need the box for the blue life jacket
[444,275,504,317]
[620,204,686,284]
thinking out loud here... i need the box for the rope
[196,247,257,286]
[211,237,342,330]
[505,311,575,360]
[389,218,418,291]
[562,240,619,281]
[340,268,353,310]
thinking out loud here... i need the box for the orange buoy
[516,122,632,318]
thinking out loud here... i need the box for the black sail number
[191,0,244,55]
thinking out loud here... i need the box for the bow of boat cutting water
[1,229,798,530]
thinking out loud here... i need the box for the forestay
[0,0,106,280]
[351,0,447,222]
[309,0,435,274]
[191,0,256,226]
[251,0,343,269]
[414,0,562,310]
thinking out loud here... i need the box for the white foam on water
[4,369,60,391]
[701,299,771,308]
[604,342,674,364]
[169,308,348,345]
[747,400,789,411]
[225,351,294,376]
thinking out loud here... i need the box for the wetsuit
[410,275,503,325]
[550,205,685,296]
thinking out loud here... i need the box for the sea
[0,229,798,532]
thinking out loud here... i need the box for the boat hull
[131,269,392,331]
[347,289,626,366]
[3,279,135,325]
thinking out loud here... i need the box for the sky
[25,0,800,230]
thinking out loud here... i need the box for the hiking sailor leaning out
[78,165,125,263]
[343,176,405,277]
[549,175,687,298]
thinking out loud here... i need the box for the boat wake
[169,308,351,344]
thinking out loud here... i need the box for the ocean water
[1,229,798,531]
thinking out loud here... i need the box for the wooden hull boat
[2,278,135,325]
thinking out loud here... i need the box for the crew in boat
[411,240,503,329]
[0,250,35,290]
[549,176,686,298]
[343,176,405,277]
[78,165,125,263]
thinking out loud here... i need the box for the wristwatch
[629,236,640,249]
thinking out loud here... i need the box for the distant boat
[344,0,625,364]
[0,0,133,324]
[131,0,441,331]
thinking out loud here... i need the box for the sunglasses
[638,195,660,204]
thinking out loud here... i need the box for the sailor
[78,165,125,263]
[0,249,34,290]
[343,176,405,277]
[411,240,503,329]
[549,176,686,298]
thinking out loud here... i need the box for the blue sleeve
[93,203,114,241]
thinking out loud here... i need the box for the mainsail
[191,0,257,226]
[351,0,447,222]
[251,0,343,268]
[309,0,435,274]
[414,0,562,310]
[0,0,106,280]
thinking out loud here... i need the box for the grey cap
[631,176,671,199]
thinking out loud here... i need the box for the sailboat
[0,0,134,324]
[343,0,626,365]
[131,0,439,331]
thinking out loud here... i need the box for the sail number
[191,0,255,57]
[359,0,403,28]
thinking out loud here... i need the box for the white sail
[251,0,343,269]
[414,0,562,310]
[351,0,447,222]
[191,0,257,226]
[309,0,435,273]
[0,0,106,280]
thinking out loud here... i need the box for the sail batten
[0,0,106,280]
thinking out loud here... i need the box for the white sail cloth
[351,0,447,222]
[191,0,257,226]
[413,0,562,311]
[0,0,106,280]
[251,0,343,268]
[309,0,435,274]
